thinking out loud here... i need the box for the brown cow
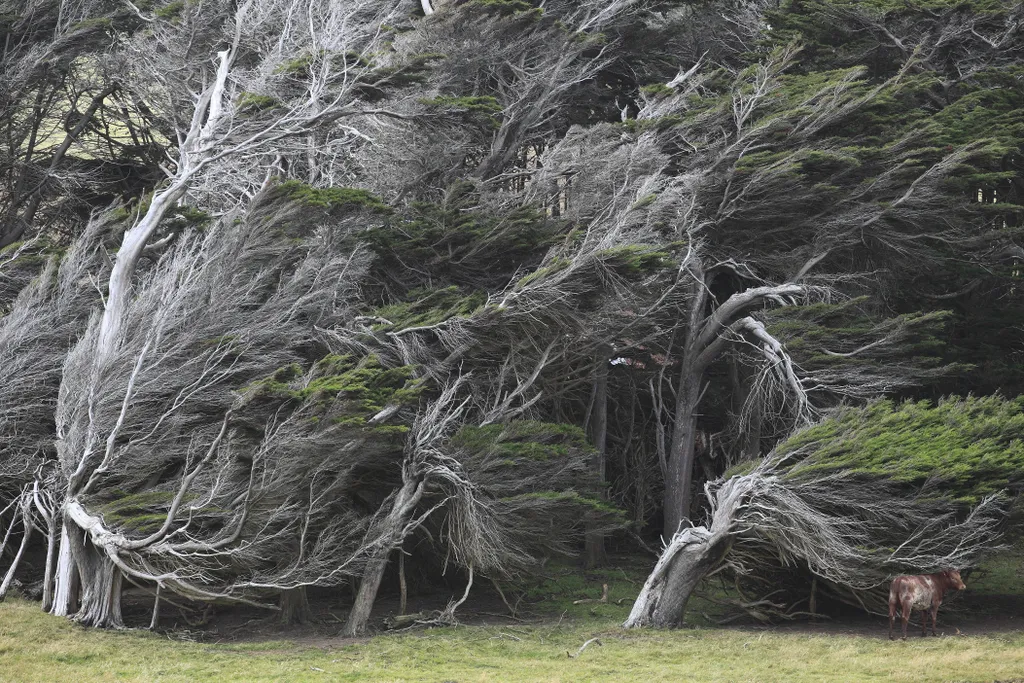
[888,569,966,640]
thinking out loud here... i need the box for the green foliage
[68,17,113,32]
[617,115,683,135]
[354,53,444,101]
[0,240,52,271]
[513,257,570,289]
[272,49,373,80]
[420,95,503,129]
[109,196,211,233]
[465,0,543,19]
[452,420,627,539]
[420,95,502,114]
[453,420,590,462]
[502,489,622,516]
[771,396,1024,505]
[273,180,390,215]
[96,491,203,534]
[366,183,559,288]
[640,83,674,99]
[969,538,1024,598]
[154,0,184,20]
[237,92,281,114]
[371,286,487,330]
[596,245,674,276]
[766,302,953,372]
[244,354,423,432]
[274,53,315,76]
[163,206,212,232]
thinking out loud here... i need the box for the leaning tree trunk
[0,511,31,600]
[627,476,750,628]
[343,477,425,636]
[344,554,390,637]
[624,527,731,628]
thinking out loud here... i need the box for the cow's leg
[888,597,897,640]
[921,610,928,636]
[900,600,911,640]
[930,604,939,636]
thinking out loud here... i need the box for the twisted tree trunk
[74,548,124,628]
[624,527,730,628]
[627,477,749,628]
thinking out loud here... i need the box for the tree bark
[68,525,123,628]
[0,512,31,600]
[624,527,730,628]
[663,267,710,539]
[279,586,312,625]
[585,350,609,568]
[343,476,425,636]
[50,522,80,616]
[627,476,748,628]
[41,521,57,612]
[398,549,407,616]
[150,585,161,630]
[664,360,703,538]
[344,554,390,636]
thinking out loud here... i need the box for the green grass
[2,596,1024,682]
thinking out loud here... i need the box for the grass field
[1,546,1022,683]
[2,594,1024,683]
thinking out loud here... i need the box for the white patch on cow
[905,579,935,610]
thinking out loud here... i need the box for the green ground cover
[1,546,1021,682]
[2,592,1023,683]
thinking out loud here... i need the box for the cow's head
[944,569,966,590]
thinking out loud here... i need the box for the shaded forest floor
[1,545,1023,682]
[154,543,1024,646]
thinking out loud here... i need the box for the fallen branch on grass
[567,637,602,658]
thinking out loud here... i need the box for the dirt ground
[119,582,1024,650]
[120,584,529,647]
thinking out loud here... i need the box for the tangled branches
[627,397,1018,628]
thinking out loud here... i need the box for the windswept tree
[2,0,1023,634]
[526,0,1024,538]
[0,222,107,609]
[0,0,159,249]
[625,396,1020,628]
[30,0,640,629]
[48,188,390,626]
[42,0,413,627]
